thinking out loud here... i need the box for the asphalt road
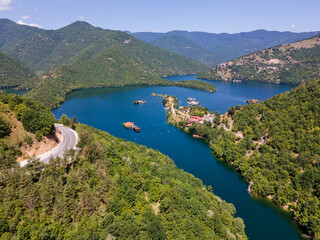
[20,124,79,167]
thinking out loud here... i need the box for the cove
[53,75,304,240]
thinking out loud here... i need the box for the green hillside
[198,35,320,84]
[150,35,223,66]
[0,94,247,239]
[0,51,39,89]
[25,31,208,108]
[169,81,320,238]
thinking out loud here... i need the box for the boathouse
[132,125,140,132]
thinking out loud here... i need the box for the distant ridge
[129,29,320,66]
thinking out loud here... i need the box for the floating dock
[123,122,141,132]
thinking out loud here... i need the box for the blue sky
[0,0,319,33]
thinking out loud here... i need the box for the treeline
[0,94,55,170]
[0,94,55,140]
[0,115,10,138]
[182,80,320,238]
[171,80,216,92]
[0,120,247,239]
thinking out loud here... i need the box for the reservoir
[53,75,304,239]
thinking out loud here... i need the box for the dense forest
[0,94,247,239]
[0,52,39,89]
[167,81,320,238]
[198,35,320,85]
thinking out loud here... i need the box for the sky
[0,0,320,33]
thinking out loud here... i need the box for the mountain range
[128,30,320,66]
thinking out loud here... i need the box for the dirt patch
[151,200,160,215]
[17,130,62,162]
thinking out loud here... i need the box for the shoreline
[161,94,310,239]
[39,80,216,109]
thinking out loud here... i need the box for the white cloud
[79,16,84,20]
[22,15,30,19]
[17,20,42,29]
[291,24,296,28]
[0,0,13,11]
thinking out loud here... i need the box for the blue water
[53,75,304,240]
[3,88,28,95]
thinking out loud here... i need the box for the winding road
[20,124,79,167]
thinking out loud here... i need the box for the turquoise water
[53,75,304,239]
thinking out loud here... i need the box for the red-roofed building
[189,116,203,123]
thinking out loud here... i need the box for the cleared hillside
[198,35,320,84]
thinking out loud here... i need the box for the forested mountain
[0,19,206,74]
[0,19,43,50]
[198,35,320,85]
[174,80,320,238]
[20,25,207,108]
[129,30,319,66]
[0,19,208,107]
[0,51,39,89]
[1,21,116,73]
[0,94,247,239]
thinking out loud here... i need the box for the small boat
[233,79,242,83]
[133,100,146,104]
[187,101,199,106]
[187,97,196,101]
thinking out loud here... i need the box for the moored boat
[187,100,199,106]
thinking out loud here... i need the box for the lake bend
[53,75,305,240]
